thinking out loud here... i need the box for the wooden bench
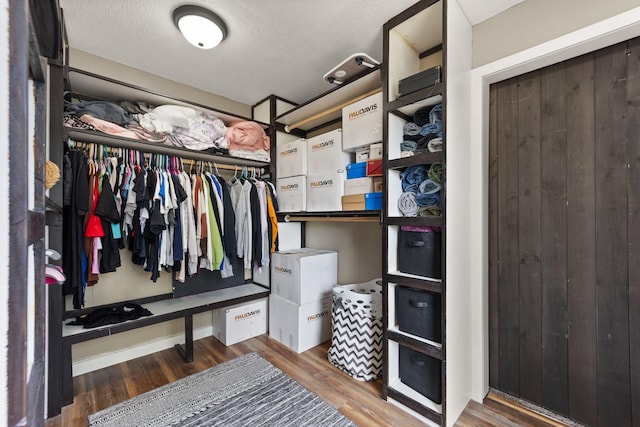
[60,283,269,407]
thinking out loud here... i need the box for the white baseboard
[72,325,214,377]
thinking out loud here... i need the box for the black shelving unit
[381,0,448,425]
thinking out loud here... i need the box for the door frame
[467,6,640,402]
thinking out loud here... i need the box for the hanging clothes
[62,150,90,309]
[61,142,272,296]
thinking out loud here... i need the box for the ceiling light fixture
[173,5,228,49]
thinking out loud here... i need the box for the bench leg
[174,314,194,363]
[61,340,74,406]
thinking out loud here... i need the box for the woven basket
[45,160,60,190]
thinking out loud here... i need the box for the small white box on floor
[306,171,346,211]
[271,248,338,304]
[269,294,332,353]
[307,129,353,174]
[277,176,306,212]
[212,298,268,346]
[344,176,374,196]
[276,138,307,178]
[342,91,383,152]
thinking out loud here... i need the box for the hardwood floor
[45,335,427,427]
[455,397,570,427]
[45,334,569,426]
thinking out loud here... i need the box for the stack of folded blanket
[400,103,443,158]
[398,163,442,217]
[63,96,270,161]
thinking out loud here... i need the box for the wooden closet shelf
[278,210,381,223]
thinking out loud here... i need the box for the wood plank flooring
[45,334,568,426]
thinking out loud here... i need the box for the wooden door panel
[489,38,640,426]
[627,36,640,427]
[565,54,598,426]
[539,62,568,415]
[593,41,632,427]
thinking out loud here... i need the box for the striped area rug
[88,352,355,427]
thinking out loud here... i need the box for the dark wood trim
[28,19,45,83]
[383,0,440,32]
[385,83,443,113]
[420,44,443,59]
[384,273,442,294]
[388,152,444,170]
[8,0,30,424]
[385,216,443,227]
[252,93,298,111]
[305,117,342,135]
[387,387,443,424]
[46,63,65,418]
[388,330,442,359]
[276,210,380,221]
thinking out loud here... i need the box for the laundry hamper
[328,279,383,381]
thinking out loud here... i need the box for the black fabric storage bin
[397,229,441,278]
[396,287,441,343]
[399,346,442,404]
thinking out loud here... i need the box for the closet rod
[284,87,382,133]
[76,141,259,174]
[64,129,269,168]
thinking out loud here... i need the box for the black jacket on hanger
[62,150,90,309]
[95,174,122,273]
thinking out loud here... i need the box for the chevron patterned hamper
[328,279,383,381]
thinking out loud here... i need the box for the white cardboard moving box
[277,175,306,212]
[344,176,374,196]
[306,171,346,212]
[341,91,383,152]
[307,129,353,175]
[271,248,338,304]
[212,298,268,346]
[268,294,332,353]
[276,138,307,178]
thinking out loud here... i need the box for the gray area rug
[88,352,355,427]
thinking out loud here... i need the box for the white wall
[68,49,251,118]
[305,222,382,285]
[0,0,9,421]
[468,4,640,403]
[472,0,640,67]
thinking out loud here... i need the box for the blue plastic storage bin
[365,192,382,210]
[346,162,367,179]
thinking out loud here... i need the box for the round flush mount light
[173,5,228,49]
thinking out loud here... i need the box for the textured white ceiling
[456,0,524,25]
[59,0,520,106]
